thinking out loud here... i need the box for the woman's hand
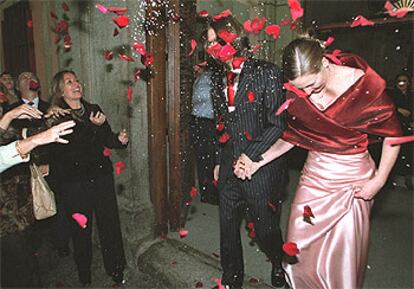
[45,106,71,118]
[234,153,261,180]
[118,129,128,145]
[8,104,43,120]
[89,111,106,126]
[353,174,386,201]
[31,120,76,145]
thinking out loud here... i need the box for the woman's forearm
[376,139,400,183]
[258,138,295,167]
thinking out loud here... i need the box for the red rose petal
[280,17,292,26]
[103,147,112,157]
[252,44,261,53]
[50,11,58,19]
[127,86,133,102]
[324,51,342,65]
[384,1,412,18]
[384,135,414,146]
[248,277,259,284]
[95,4,109,14]
[264,24,280,39]
[214,278,226,289]
[212,9,232,21]
[119,54,134,62]
[132,42,146,55]
[62,2,69,12]
[276,98,294,116]
[218,132,230,144]
[303,205,315,218]
[55,20,69,33]
[216,122,225,132]
[112,15,129,28]
[188,39,197,56]
[115,161,125,175]
[232,57,246,69]
[72,213,87,228]
[198,10,209,17]
[244,131,253,141]
[189,186,198,198]
[247,90,255,103]
[248,230,256,238]
[288,0,304,22]
[179,229,188,239]
[104,50,114,61]
[283,242,300,256]
[218,29,238,43]
[206,42,222,58]
[351,15,374,27]
[324,36,335,47]
[63,34,72,50]
[283,82,308,98]
[26,20,33,29]
[142,53,154,66]
[218,43,237,62]
[247,222,255,230]
[108,7,128,15]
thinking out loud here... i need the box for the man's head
[17,72,40,98]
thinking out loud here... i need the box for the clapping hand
[118,129,129,145]
[89,111,106,126]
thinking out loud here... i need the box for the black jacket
[211,59,288,198]
[48,99,127,182]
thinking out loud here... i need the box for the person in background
[47,70,128,286]
[234,37,402,289]
[0,103,75,288]
[0,71,19,112]
[190,61,218,205]
[208,15,288,289]
[388,72,413,189]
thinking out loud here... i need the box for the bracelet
[15,140,29,160]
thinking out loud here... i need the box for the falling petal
[95,4,109,14]
[62,2,69,12]
[212,9,232,21]
[50,11,58,19]
[133,42,146,55]
[247,222,254,230]
[108,7,128,15]
[244,131,253,141]
[288,0,304,21]
[127,86,133,102]
[384,1,412,18]
[115,161,125,175]
[280,17,292,26]
[63,34,72,50]
[29,80,40,91]
[103,147,112,157]
[198,10,208,17]
[276,98,294,116]
[206,42,222,58]
[384,135,414,146]
[264,24,280,39]
[72,213,87,228]
[283,82,308,98]
[195,281,203,288]
[283,242,300,256]
[214,278,226,289]
[119,54,134,62]
[324,36,335,47]
[324,51,342,65]
[218,29,238,43]
[248,277,259,284]
[303,205,315,218]
[243,17,266,34]
[218,132,230,144]
[26,20,33,29]
[218,43,237,62]
[351,15,374,27]
[188,39,197,56]
[112,15,129,28]
[104,50,114,61]
[248,230,256,238]
[179,229,188,239]
[55,20,69,33]
[251,44,261,53]
[247,90,255,103]
[142,53,154,66]
[189,186,198,198]
[232,57,246,69]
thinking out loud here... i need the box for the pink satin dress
[284,151,375,289]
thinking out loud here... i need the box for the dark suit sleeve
[243,65,286,161]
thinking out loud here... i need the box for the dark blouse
[49,99,126,182]
[282,54,402,154]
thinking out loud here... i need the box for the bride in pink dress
[234,37,402,289]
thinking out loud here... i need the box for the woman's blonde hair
[50,70,76,107]
[283,37,326,81]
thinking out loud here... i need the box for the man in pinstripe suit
[207,16,288,289]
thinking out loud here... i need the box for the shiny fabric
[284,151,375,289]
[282,54,402,153]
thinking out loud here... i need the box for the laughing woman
[234,37,402,289]
[48,70,128,286]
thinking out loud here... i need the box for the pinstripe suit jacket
[212,59,288,198]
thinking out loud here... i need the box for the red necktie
[226,71,236,106]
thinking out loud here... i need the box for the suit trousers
[219,174,284,287]
[59,174,126,277]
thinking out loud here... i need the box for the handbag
[21,128,57,220]
[30,163,57,220]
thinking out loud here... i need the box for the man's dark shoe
[271,265,287,288]
[111,271,126,285]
